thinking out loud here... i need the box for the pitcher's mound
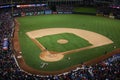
[40,50,64,62]
[57,39,68,44]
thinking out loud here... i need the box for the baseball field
[14,14,120,74]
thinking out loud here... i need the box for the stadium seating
[56,5,73,14]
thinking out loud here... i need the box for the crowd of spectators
[0,0,42,4]
[96,5,111,16]
[56,5,73,13]
[112,8,120,19]
[96,4,120,19]
[12,6,51,16]
[14,6,50,14]
[98,6,120,19]
[0,12,14,53]
[0,9,120,80]
[13,5,73,16]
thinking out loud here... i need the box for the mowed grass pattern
[17,14,120,71]
[36,33,92,52]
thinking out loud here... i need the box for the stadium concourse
[0,0,120,80]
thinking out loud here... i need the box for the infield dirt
[26,28,113,62]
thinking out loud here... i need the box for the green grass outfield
[36,33,92,52]
[17,14,120,71]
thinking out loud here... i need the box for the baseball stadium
[0,0,120,80]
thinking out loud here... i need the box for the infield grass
[17,14,120,71]
[36,33,92,52]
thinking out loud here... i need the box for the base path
[26,28,113,62]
